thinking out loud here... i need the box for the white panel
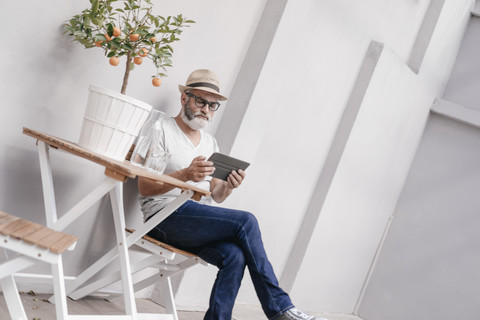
[431,97,480,127]
[291,47,431,312]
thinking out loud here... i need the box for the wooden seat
[125,228,197,258]
[0,211,78,320]
[0,211,77,254]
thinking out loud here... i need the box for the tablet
[208,152,250,181]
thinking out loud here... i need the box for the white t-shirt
[139,117,219,221]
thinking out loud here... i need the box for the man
[138,69,326,320]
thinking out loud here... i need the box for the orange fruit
[104,33,112,41]
[133,57,143,65]
[113,27,121,37]
[150,36,157,43]
[109,57,120,66]
[152,78,162,87]
[95,41,103,47]
[129,33,140,41]
[138,48,148,57]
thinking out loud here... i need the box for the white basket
[78,85,153,161]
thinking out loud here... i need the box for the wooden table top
[23,127,210,200]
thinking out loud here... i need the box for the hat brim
[179,84,228,101]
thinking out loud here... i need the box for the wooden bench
[0,211,77,254]
[0,211,77,320]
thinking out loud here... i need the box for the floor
[0,292,361,320]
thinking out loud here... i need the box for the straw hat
[178,69,228,101]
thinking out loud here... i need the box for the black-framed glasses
[186,92,221,111]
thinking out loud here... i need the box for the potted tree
[64,0,193,160]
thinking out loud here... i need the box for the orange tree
[65,0,194,94]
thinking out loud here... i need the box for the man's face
[181,90,220,130]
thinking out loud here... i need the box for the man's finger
[193,156,207,162]
[198,161,214,167]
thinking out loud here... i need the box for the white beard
[181,100,210,130]
[182,114,209,130]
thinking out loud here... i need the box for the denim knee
[221,244,246,269]
[240,211,261,234]
[198,243,246,270]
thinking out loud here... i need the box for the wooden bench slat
[49,234,78,254]
[0,219,31,236]
[36,231,67,251]
[125,228,197,258]
[11,222,44,240]
[1,212,78,254]
[0,214,20,230]
[23,227,55,246]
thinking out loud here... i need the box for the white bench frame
[0,221,76,320]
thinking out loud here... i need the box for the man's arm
[138,156,215,196]
[210,169,246,203]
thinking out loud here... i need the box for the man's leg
[148,201,293,319]
[196,242,246,320]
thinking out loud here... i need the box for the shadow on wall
[0,147,45,222]
[123,177,145,228]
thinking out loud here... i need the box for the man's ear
[181,92,187,104]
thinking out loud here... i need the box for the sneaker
[277,307,328,320]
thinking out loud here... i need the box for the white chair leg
[1,274,27,320]
[159,276,178,320]
[110,182,138,317]
[0,247,27,320]
[51,257,69,320]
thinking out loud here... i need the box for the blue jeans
[147,200,293,320]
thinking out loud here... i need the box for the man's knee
[221,244,246,268]
[241,211,261,234]
[198,242,246,269]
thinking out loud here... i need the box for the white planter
[78,85,153,161]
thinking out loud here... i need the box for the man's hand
[185,156,216,182]
[226,169,246,190]
[138,155,215,197]
[210,169,246,203]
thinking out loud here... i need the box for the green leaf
[84,16,91,27]
[92,0,99,13]
[92,17,104,27]
[95,33,107,41]
[122,43,133,50]
[106,23,114,36]
[110,38,122,48]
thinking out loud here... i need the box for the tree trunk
[121,52,132,94]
